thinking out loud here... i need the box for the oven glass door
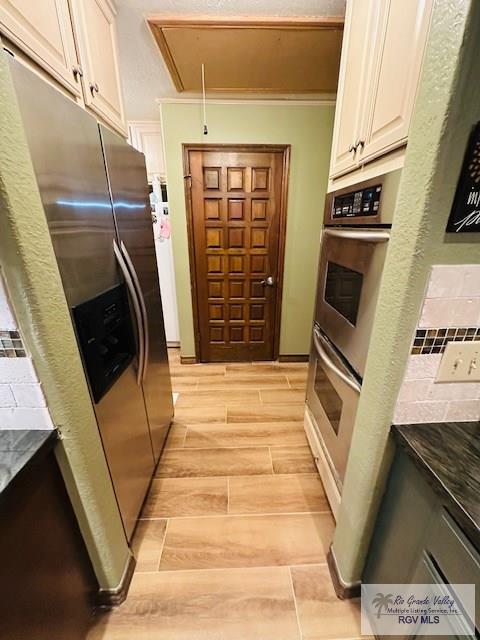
[307,326,360,489]
[315,228,389,378]
[313,358,343,436]
[324,261,364,326]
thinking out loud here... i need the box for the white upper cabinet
[329,0,376,177]
[128,121,165,181]
[70,0,126,135]
[0,0,127,136]
[358,0,433,164]
[0,0,81,96]
[330,0,433,180]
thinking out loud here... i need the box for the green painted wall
[0,43,130,590]
[332,0,480,585]
[161,102,335,357]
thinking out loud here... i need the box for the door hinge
[184,175,192,189]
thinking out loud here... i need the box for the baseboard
[278,354,309,362]
[327,546,361,600]
[179,354,308,364]
[96,553,136,608]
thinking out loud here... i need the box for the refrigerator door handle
[120,241,149,382]
[113,239,145,386]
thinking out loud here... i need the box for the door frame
[182,143,291,362]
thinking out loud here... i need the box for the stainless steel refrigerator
[9,55,173,541]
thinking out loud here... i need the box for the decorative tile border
[0,331,26,358]
[411,327,480,355]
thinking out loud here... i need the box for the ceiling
[115,0,346,120]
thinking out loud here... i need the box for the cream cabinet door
[358,0,433,164]
[0,0,81,96]
[128,122,165,180]
[71,0,126,135]
[329,0,379,179]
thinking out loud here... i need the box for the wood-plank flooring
[88,350,364,640]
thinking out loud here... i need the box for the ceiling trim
[146,15,345,27]
[147,16,344,93]
[127,119,162,126]
[156,97,336,106]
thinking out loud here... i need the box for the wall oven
[315,226,390,378]
[307,325,360,487]
[305,171,401,517]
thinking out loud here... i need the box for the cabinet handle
[89,82,99,95]
[348,144,355,153]
[354,139,365,151]
[72,65,83,80]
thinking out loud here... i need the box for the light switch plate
[436,341,480,382]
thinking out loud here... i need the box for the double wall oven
[305,171,401,517]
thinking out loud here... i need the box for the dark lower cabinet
[363,451,479,639]
[409,552,475,639]
[0,448,98,640]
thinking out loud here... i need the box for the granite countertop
[392,421,480,549]
[0,429,57,496]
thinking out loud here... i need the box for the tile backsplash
[0,272,53,430]
[394,265,480,425]
[411,327,480,355]
[419,265,480,326]
[0,276,16,331]
[0,330,27,358]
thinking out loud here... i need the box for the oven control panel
[332,184,382,218]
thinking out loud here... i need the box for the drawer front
[426,510,480,629]
[411,551,475,639]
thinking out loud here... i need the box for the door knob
[260,276,274,286]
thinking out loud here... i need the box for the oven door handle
[313,327,361,393]
[323,228,390,243]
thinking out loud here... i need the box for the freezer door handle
[313,326,361,393]
[120,241,149,382]
[113,239,145,386]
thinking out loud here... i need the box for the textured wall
[332,0,480,585]
[161,101,335,357]
[0,45,130,589]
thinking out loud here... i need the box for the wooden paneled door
[184,145,290,362]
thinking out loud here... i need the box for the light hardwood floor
[88,349,363,640]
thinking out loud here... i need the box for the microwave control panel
[332,184,382,218]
